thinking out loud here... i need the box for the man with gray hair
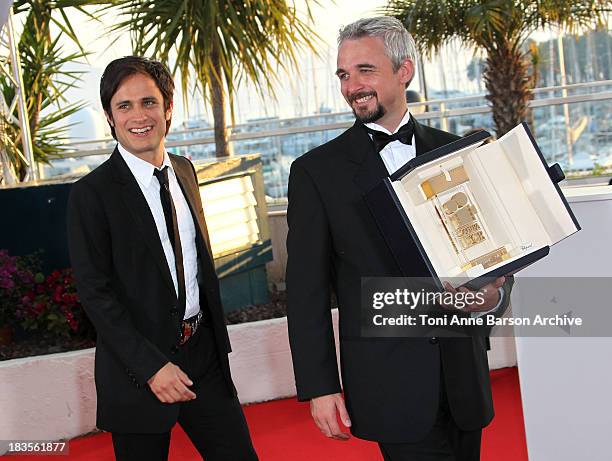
[286,16,512,461]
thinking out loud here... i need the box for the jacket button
[171,345,179,354]
[429,337,439,344]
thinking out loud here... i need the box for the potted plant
[0,250,94,353]
[19,268,89,339]
[0,249,36,345]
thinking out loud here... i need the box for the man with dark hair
[100,56,175,140]
[67,56,258,461]
[286,17,513,461]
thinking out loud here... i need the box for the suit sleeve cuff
[471,287,504,319]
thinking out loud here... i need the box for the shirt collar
[365,110,412,135]
[117,143,174,189]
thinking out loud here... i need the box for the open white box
[366,123,580,289]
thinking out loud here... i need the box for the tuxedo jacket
[286,117,513,443]
[67,149,234,433]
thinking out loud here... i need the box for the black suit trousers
[378,354,481,461]
[111,323,258,461]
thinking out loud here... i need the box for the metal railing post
[439,102,448,132]
[558,34,574,166]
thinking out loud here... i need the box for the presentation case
[365,122,581,290]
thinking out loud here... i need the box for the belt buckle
[180,311,202,345]
[179,322,192,345]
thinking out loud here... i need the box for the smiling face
[336,36,414,131]
[104,72,172,165]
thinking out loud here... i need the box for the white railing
[58,80,612,159]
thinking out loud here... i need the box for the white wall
[0,349,96,452]
[514,187,612,461]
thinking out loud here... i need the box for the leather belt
[180,311,203,345]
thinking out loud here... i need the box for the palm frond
[383,0,611,136]
[110,0,321,157]
[1,0,111,181]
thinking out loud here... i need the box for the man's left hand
[443,276,505,313]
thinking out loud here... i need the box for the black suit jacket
[67,149,234,433]
[286,117,513,443]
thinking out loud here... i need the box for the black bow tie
[365,120,414,153]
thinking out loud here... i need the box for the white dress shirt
[365,112,504,316]
[365,110,416,174]
[118,144,201,320]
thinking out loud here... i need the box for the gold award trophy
[420,165,509,272]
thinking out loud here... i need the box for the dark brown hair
[100,56,175,139]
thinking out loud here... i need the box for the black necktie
[153,166,186,309]
[365,120,414,153]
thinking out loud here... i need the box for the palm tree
[1,0,109,181]
[384,0,611,137]
[112,0,320,157]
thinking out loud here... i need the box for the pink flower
[0,277,14,290]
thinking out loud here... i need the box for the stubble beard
[348,92,386,124]
[353,103,386,124]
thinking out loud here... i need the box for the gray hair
[338,16,417,73]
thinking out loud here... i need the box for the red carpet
[5,367,527,460]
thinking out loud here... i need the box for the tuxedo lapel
[412,115,438,155]
[349,122,390,195]
[109,149,175,294]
